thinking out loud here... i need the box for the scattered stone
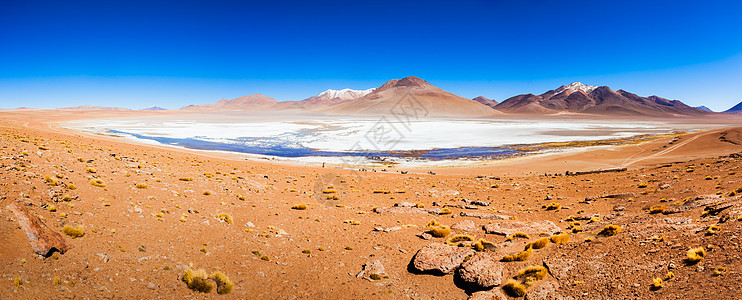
[456,252,503,289]
[483,220,561,236]
[526,281,574,300]
[460,211,512,220]
[411,243,475,274]
[469,290,507,300]
[451,220,477,231]
[356,260,386,280]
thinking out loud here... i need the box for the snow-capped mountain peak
[554,82,598,95]
[316,88,375,100]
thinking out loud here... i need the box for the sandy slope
[2,110,742,299]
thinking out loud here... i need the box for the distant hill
[472,96,498,108]
[724,101,742,113]
[275,88,374,109]
[494,82,709,116]
[696,106,712,112]
[140,106,167,111]
[58,105,130,111]
[181,94,278,110]
[322,76,498,117]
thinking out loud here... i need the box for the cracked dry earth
[1,118,742,299]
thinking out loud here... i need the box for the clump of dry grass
[501,247,532,262]
[525,237,549,250]
[550,233,569,244]
[215,213,233,224]
[707,225,720,235]
[203,191,211,195]
[135,183,148,189]
[510,232,530,239]
[179,177,194,181]
[685,247,706,264]
[208,271,234,294]
[649,205,665,214]
[429,225,451,238]
[515,265,548,285]
[651,277,663,289]
[89,179,106,187]
[502,279,527,297]
[322,189,337,194]
[182,268,213,293]
[543,202,560,210]
[445,234,474,246]
[47,204,57,212]
[85,166,96,173]
[713,266,727,276]
[291,203,308,210]
[472,239,496,251]
[439,208,453,215]
[62,225,84,238]
[343,220,361,225]
[598,224,622,236]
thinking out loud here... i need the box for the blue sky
[1,0,741,111]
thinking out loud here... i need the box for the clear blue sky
[1,0,741,111]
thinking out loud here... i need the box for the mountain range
[55,76,739,117]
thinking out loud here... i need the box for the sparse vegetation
[550,233,569,244]
[501,247,532,262]
[543,202,560,210]
[429,225,451,238]
[651,277,663,289]
[649,205,665,214]
[215,213,233,224]
[473,239,495,251]
[525,237,549,250]
[598,224,622,236]
[445,234,474,246]
[89,178,106,187]
[515,265,548,284]
[291,203,308,210]
[502,279,527,297]
[209,271,234,294]
[511,232,530,239]
[135,182,148,189]
[182,268,214,293]
[62,225,84,238]
[686,247,706,264]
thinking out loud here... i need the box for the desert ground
[2,109,742,299]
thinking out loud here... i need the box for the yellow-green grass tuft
[209,271,234,294]
[215,213,233,224]
[510,232,530,239]
[62,225,84,238]
[525,237,549,250]
[89,179,106,187]
[429,225,451,238]
[543,202,560,210]
[179,177,194,181]
[515,265,548,285]
[550,233,570,244]
[135,183,148,189]
[502,279,527,297]
[686,247,706,264]
[182,268,213,293]
[445,234,474,246]
[598,224,622,236]
[501,247,532,262]
[649,205,665,214]
[291,203,308,210]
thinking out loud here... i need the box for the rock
[451,220,477,231]
[356,260,386,279]
[394,202,415,207]
[482,220,561,236]
[7,202,71,257]
[472,200,490,206]
[543,257,575,281]
[419,233,433,240]
[412,243,475,274]
[374,206,438,215]
[469,290,508,300]
[526,281,573,300]
[147,282,156,290]
[384,226,402,232]
[456,252,503,288]
[459,211,512,220]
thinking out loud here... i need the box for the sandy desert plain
[3,104,742,300]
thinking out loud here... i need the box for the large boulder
[411,243,475,274]
[7,202,71,257]
[483,220,561,236]
[469,290,508,300]
[456,252,503,288]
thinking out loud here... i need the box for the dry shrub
[550,233,569,244]
[685,247,706,264]
[649,205,665,214]
[473,239,496,251]
[208,271,234,294]
[90,179,106,187]
[501,247,532,262]
[291,203,308,210]
[179,177,194,181]
[543,202,560,210]
[182,268,213,293]
[445,234,474,246]
[598,224,622,236]
[215,213,233,224]
[429,225,451,238]
[651,277,663,289]
[525,237,549,250]
[62,225,84,238]
[515,265,548,284]
[135,183,148,189]
[511,232,530,239]
[502,279,526,297]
